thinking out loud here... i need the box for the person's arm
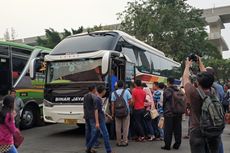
[93,96,100,129]
[182,58,193,87]
[197,56,206,72]
[131,90,136,105]
[95,109,100,129]
[111,92,115,119]
[126,90,132,105]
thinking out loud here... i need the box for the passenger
[0,95,20,153]
[111,69,118,92]
[95,85,115,153]
[10,89,24,128]
[142,83,155,141]
[132,79,146,142]
[154,82,165,140]
[161,77,183,150]
[111,80,131,146]
[83,84,98,153]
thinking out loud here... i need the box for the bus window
[0,46,9,56]
[138,50,151,73]
[12,56,27,84]
[12,47,31,57]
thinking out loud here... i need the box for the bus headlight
[43,99,54,107]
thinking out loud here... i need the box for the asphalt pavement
[18,119,230,153]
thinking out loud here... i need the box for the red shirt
[132,87,146,110]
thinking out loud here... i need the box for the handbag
[158,117,164,128]
[14,130,24,148]
[150,108,159,119]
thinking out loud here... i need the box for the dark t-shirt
[83,93,97,120]
[95,96,105,122]
[184,83,211,129]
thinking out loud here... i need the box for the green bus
[0,41,50,129]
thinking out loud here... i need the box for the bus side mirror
[102,52,110,75]
[29,58,43,80]
[29,58,37,80]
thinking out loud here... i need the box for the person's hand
[96,123,100,129]
[185,58,193,68]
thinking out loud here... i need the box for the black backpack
[114,90,129,118]
[197,87,225,138]
[168,87,186,114]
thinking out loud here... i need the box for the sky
[0,0,230,58]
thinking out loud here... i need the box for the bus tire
[20,106,37,129]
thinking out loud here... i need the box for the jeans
[99,119,112,153]
[85,119,98,149]
[7,145,18,153]
[190,128,221,153]
[86,118,112,153]
[219,138,224,153]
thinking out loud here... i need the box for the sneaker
[148,136,155,141]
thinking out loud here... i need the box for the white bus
[36,30,180,125]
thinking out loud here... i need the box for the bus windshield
[51,32,118,55]
[47,58,103,83]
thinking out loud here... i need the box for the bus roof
[69,30,179,66]
[0,41,51,52]
[0,41,35,51]
[70,30,166,56]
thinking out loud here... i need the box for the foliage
[72,26,83,35]
[204,59,230,83]
[87,24,103,32]
[118,0,221,62]
[37,28,61,48]
[37,27,84,48]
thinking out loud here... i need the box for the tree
[37,27,84,48]
[37,28,61,48]
[204,59,230,83]
[87,24,103,32]
[72,26,83,35]
[118,0,221,62]
[62,29,72,39]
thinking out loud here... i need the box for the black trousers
[163,115,182,148]
[190,128,220,153]
[133,109,145,137]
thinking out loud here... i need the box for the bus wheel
[21,106,36,129]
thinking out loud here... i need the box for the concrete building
[202,5,230,52]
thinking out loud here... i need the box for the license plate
[64,119,77,125]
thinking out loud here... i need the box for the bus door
[125,61,135,86]
[0,46,12,96]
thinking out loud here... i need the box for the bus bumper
[43,102,85,124]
